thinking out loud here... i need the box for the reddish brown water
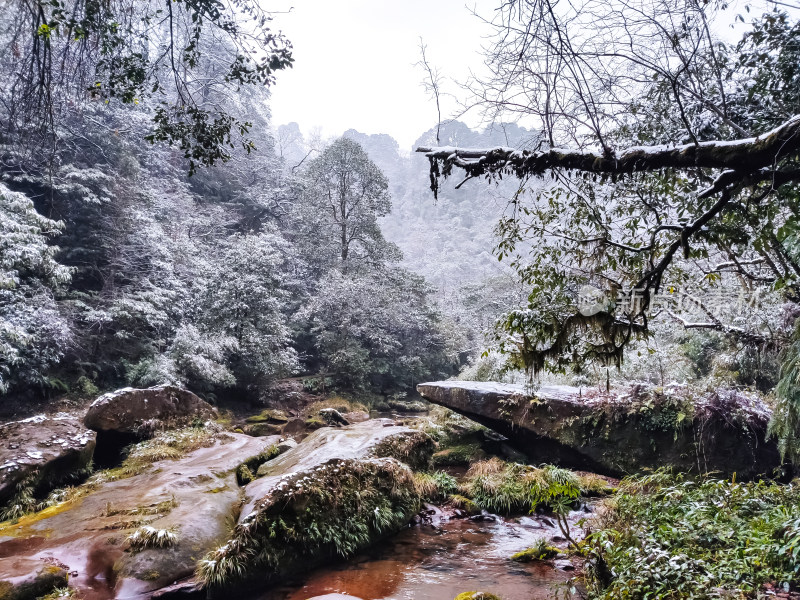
[256,514,581,600]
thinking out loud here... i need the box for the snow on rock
[0,412,96,507]
[84,385,217,437]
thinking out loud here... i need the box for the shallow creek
[255,510,583,600]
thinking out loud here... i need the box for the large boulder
[84,385,217,437]
[418,381,782,479]
[0,431,280,600]
[195,420,434,591]
[0,413,95,517]
[252,418,434,482]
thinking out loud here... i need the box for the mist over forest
[1,1,800,599]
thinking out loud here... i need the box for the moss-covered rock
[245,409,289,425]
[0,565,68,600]
[449,494,480,515]
[198,457,420,589]
[510,540,560,562]
[190,420,434,591]
[244,422,282,437]
[454,592,502,600]
[418,381,781,479]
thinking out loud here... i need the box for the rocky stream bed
[0,381,781,600]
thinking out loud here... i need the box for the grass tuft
[449,494,481,515]
[414,471,458,502]
[461,459,582,515]
[127,525,178,551]
[370,431,436,471]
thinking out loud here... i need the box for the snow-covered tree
[299,137,400,272]
[0,0,292,174]
[417,3,800,458]
[0,184,72,392]
[301,267,452,391]
[191,231,299,390]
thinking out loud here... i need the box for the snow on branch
[416,115,800,197]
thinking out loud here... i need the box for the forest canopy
[0,0,465,402]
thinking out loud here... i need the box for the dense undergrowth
[586,472,800,599]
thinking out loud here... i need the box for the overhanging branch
[417,115,800,197]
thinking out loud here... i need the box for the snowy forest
[1,0,800,599]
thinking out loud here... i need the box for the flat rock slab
[0,432,279,600]
[418,381,781,479]
[0,413,95,509]
[84,386,217,436]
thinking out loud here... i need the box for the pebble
[554,559,575,571]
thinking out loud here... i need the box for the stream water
[255,511,581,600]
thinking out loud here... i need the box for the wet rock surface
[418,381,781,479]
[0,413,95,511]
[0,432,279,600]
[248,419,433,513]
[84,385,217,438]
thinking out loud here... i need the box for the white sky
[268,1,495,151]
[267,1,798,151]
